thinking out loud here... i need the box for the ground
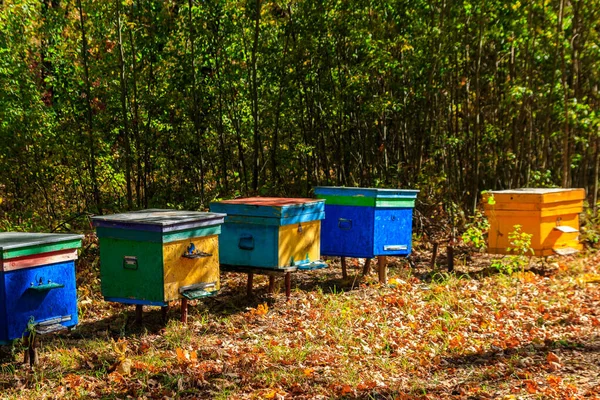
[1,236,599,399]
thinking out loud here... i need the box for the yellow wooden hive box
[483,188,585,256]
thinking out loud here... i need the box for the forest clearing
[1,237,599,399]
[2,0,600,398]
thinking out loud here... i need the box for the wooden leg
[23,336,30,365]
[447,244,454,272]
[378,256,388,284]
[362,258,372,275]
[341,256,348,279]
[431,242,439,268]
[247,273,254,297]
[135,305,143,323]
[28,335,39,367]
[180,299,188,324]
[161,305,169,323]
[285,272,291,300]
[268,275,275,293]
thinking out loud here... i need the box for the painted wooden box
[209,198,326,269]
[314,187,419,258]
[483,188,585,256]
[0,232,82,344]
[92,209,225,306]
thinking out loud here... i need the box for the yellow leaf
[303,368,314,376]
[176,348,189,362]
[256,303,269,315]
[116,358,132,376]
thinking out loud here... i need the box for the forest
[1,0,599,230]
[2,1,600,399]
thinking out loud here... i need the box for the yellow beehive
[483,188,585,256]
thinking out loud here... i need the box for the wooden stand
[220,264,297,301]
[430,239,454,272]
[377,256,388,284]
[180,299,188,323]
[23,335,39,367]
[161,305,169,323]
[339,256,388,283]
[341,257,348,279]
[135,304,143,323]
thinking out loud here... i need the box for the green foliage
[462,211,490,252]
[1,0,600,227]
[491,225,534,275]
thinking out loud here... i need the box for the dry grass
[1,247,600,399]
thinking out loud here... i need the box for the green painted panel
[375,198,416,208]
[163,226,221,243]
[317,195,416,208]
[2,240,82,260]
[316,195,375,207]
[96,225,220,243]
[98,237,164,302]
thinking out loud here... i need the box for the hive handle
[238,234,255,250]
[338,218,353,230]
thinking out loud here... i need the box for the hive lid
[210,197,325,219]
[314,186,419,207]
[91,209,226,232]
[0,232,83,260]
[483,188,585,205]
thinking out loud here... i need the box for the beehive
[0,232,82,343]
[314,187,419,258]
[209,198,326,270]
[92,209,225,306]
[483,188,585,256]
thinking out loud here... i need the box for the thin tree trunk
[76,0,101,214]
[250,0,261,192]
[116,0,133,210]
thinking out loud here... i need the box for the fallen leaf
[116,358,132,375]
[547,352,561,364]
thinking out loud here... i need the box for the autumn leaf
[546,352,561,364]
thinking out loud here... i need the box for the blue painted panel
[218,222,279,268]
[320,205,375,258]
[373,208,414,256]
[1,261,78,342]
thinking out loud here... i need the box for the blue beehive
[210,197,326,270]
[314,187,419,258]
[0,232,82,343]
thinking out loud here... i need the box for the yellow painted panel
[484,202,583,214]
[278,220,321,267]
[162,235,220,301]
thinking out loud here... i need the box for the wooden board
[2,249,78,272]
[92,209,225,233]
[0,232,82,260]
[162,235,220,301]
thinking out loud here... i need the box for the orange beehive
[483,188,585,256]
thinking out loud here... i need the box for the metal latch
[182,243,212,259]
[34,315,72,335]
[123,256,138,270]
[179,282,217,300]
[28,278,64,291]
[384,245,408,251]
